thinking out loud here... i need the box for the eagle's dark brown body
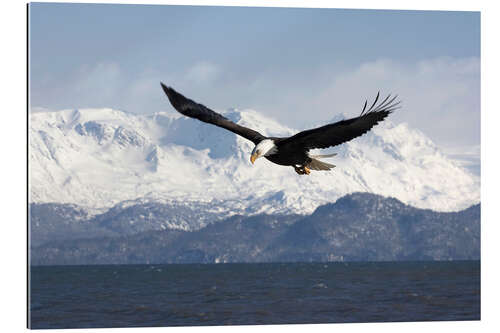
[263,138,309,166]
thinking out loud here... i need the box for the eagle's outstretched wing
[161,83,266,144]
[277,92,401,151]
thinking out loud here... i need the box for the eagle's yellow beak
[250,153,258,164]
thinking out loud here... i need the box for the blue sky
[29,2,480,150]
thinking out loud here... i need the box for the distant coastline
[29,193,480,266]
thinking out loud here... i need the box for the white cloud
[72,62,122,103]
[186,61,220,84]
[305,57,480,149]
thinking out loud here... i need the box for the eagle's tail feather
[308,158,336,171]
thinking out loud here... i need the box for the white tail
[308,153,337,171]
[308,158,335,171]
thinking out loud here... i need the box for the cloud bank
[30,56,479,151]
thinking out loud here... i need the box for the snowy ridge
[29,107,480,214]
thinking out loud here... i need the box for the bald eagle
[160,83,400,175]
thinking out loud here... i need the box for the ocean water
[29,261,480,329]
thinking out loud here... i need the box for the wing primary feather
[379,99,402,113]
[384,104,402,113]
[366,91,380,113]
[369,94,391,114]
[386,100,402,110]
[360,100,368,116]
[374,94,399,112]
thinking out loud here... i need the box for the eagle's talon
[294,166,310,175]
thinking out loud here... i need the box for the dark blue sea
[29,261,480,329]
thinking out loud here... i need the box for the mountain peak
[29,107,480,213]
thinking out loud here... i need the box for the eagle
[160,83,400,175]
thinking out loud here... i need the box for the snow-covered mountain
[29,107,480,214]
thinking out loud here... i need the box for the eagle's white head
[250,139,277,164]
